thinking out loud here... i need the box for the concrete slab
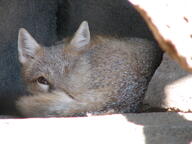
[0,112,192,144]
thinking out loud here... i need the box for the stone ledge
[0,112,192,144]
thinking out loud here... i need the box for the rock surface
[129,0,192,72]
[0,112,192,144]
[145,54,192,112]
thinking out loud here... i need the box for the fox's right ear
[67,21,90,55]
[18,28,41,64]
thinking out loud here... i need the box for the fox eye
[37,76,49,85]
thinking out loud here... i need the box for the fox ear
[69,21,90,52]
[18,28,41,64]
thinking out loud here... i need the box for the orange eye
[37,76,49,85]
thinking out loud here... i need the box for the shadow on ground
[124,112,192,144]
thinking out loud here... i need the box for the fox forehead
[26,45,71,81]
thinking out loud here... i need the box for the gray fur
[17,22,162,117]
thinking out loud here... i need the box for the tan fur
[16,22,161,117]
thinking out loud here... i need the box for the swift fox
[16,21,161,117]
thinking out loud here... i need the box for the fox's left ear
[69,21,90,53]
[18,28,41,64]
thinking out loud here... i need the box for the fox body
[16,21,161,117]
[0,0,161,116]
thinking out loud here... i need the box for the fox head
[18,21,90,95]
[17,21,112,117]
